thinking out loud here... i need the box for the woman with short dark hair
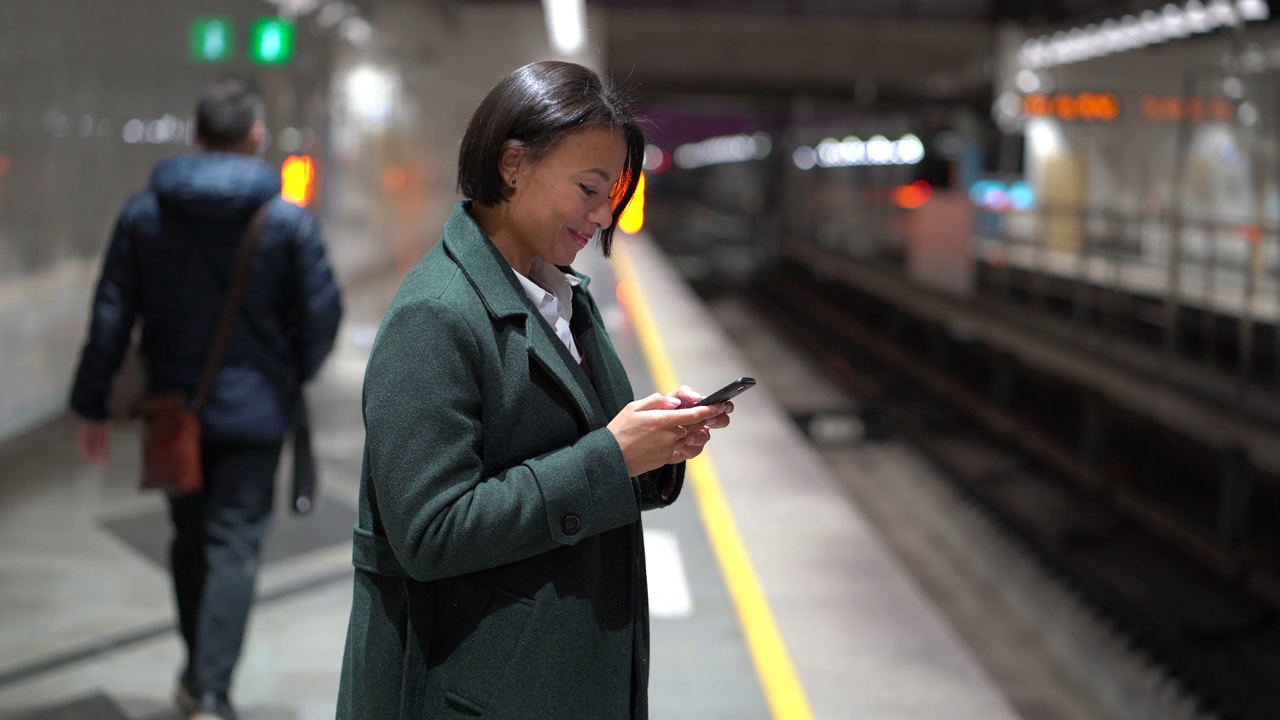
[336,60,733,719]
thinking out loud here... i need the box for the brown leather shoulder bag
[134,203,271,493]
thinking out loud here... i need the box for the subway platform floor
[0,233,1022,720]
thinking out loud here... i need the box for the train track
[748,260,1280,720]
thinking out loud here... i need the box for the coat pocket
[445,588,537,714]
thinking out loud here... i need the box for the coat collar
[441,202,607,426]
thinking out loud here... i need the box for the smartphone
[693,377,756,407]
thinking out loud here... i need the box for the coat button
[561,514,582,535]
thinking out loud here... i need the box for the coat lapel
[441,203,605,429]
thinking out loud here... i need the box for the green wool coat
[336,202,685,719]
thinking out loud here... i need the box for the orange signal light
[281,155,314,207]
[619,171,646,235]
[892,180,933,210]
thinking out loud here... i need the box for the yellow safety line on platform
[612,238,815,720]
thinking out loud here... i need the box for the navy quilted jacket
[70,152,342,444]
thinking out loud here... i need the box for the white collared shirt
[514,257,583,363]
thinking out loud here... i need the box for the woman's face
[503,127,627,272]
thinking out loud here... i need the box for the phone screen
[693,377,756,407]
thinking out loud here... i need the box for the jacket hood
[151,153,281,220]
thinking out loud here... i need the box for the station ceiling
[452,0,1141,25]
[437,0,1160,101]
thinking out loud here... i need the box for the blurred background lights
[339,16,373,46]
[896,134,925,164]
[278,127,303,153]
[866,135,894,163]
[892,180,933,210]
[969,180,1037,211]
[792,146,818,170]
[250,18,296,65]
[674,132,772,170]
[122,119,145,144]
[794,134,925,169]
[1008,181,1036,210]
[317,2,353,28]
[1238,101,1260,125]
[1019,0,1268,69]
[619,172,646,235]
[1015,69,1042,93]
[346,65,396,125]
[281,155,315,206]
[542,0,586,54]
[190,17,233,63]
[642,144,672,174]
[383,165,407,192]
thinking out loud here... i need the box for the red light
[653,148,672,174]
[643,146,673,174]
[0,155,9,177]
[892,180,932,210]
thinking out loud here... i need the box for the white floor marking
[644,529,694,618]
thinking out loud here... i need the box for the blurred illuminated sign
[191,18,233,62]
[1140,95,1234,122]
[1023,92,1120,122]
[250,18,295,65]
[282,155,314,207]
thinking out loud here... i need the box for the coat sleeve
[69,210,140,420]
[363,295,640,584]
[638,463,685,510]
[288,208,343,382]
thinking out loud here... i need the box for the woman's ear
[498,140,525,187]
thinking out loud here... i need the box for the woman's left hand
[664,385,733,462]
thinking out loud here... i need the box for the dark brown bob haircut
[457,60,646,257]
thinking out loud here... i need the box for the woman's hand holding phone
[663,382,742,458]
[608,393,724,476]
[608,379,747,475]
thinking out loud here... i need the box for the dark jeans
[167,441,282,697]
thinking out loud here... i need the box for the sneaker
[190,692,239,720]
[174,676,198,715]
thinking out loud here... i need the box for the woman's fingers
[633,392,681,411]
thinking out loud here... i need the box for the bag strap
[190,202,272,411]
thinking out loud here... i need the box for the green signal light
[191,18,233,62]
[250,18,295,65]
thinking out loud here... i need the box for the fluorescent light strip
[1019,0,1270,70]
[543,0,586,54]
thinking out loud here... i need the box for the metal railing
[974,203,1280,402]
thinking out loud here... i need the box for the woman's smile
[569,228,592,250]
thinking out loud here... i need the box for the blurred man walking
[69,78,342,720]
